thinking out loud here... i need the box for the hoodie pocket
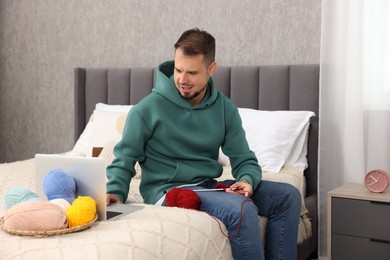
[168,160,222,184]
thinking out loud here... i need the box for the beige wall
[0,0,321,162]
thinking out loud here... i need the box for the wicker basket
[0,214,97,238]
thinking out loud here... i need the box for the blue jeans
[180,180,301,260]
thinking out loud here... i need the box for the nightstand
[328,183,390,260]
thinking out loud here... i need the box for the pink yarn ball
[4,201,68,231]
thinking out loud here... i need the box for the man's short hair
[174,28,216,66]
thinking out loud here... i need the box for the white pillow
[219,108,315,173]
[72,104,314,173]
[70,103,133,156]
[87,110,128,156]
[95,103,133,113]
[69,115,93,156]
[285,121,310,172]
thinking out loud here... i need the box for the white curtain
[320,0,390,258]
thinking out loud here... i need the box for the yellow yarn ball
[66,196,96,228]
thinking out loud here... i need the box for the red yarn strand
[208,199,254,238]
[166,187,255,238]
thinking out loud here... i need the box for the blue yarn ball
[3,187,40,209]
[43,168,76,204]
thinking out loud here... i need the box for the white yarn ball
[49,198,71,212]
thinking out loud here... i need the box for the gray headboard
[74,64,319,259]
[74,65,319,196]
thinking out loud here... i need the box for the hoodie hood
[153,60,218,109]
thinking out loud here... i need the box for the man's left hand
[227,180,253,197]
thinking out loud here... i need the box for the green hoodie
[106,60,262,204]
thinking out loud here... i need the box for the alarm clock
[364,169,390,193]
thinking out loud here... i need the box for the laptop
[35,154,144,221]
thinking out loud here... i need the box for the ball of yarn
[3,187,40,209]
[49,198,71,212]
[165,187,181,207]
[166,188,201,210]
[3,201,68,231]
[176,189,201,210]
[66,196,96,228]
[43,168,76,203]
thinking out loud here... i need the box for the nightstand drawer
[332,197,390,241]
[332,234,390,260]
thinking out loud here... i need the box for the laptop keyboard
[106,210,123,220]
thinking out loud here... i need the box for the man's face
[174,48,216,106]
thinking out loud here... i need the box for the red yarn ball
[176,189,200,210]
[165,188,181,207]
[166,188,201,210]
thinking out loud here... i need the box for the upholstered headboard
[74,65,319,195]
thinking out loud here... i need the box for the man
[106,28,301,260]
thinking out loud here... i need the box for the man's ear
[208,61,217,76]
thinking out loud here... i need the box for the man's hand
[106,194,123,206]
[227,180,253,197]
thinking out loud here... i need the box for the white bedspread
[0,158,311,259]
[0,159,233,259]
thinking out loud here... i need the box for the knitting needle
[193,188,237,192]
[193,188,225,192]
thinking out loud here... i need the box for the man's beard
[179,84,208,101]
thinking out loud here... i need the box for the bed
[0,64,319,259]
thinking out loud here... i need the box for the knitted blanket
[0,158,310,259]
[0,159,234,259]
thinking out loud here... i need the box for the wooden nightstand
[328,183,390,260]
